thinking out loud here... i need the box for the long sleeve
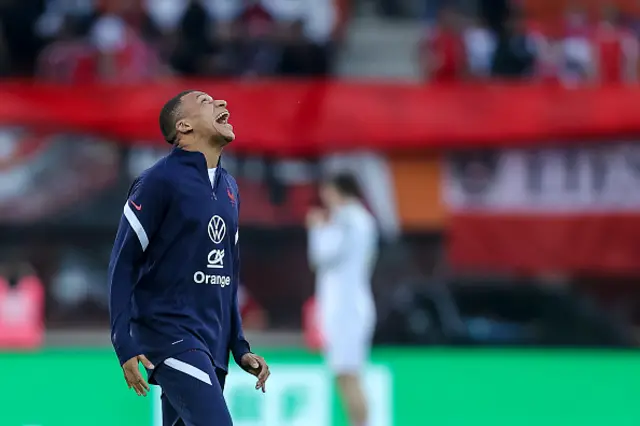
[308,212,350,268]
[229,196,251,366]
[108,173,167,366]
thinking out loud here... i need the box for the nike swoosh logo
[129,200,142,211]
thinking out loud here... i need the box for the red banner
[448,214,640,275]
[2,81,640,155]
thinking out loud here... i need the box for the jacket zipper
[211,158,223,200]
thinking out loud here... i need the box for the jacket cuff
[112,333,140,366]
[232,339,252,366]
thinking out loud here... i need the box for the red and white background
[3,82,640,329]
[443,144,640,274]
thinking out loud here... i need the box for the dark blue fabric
[156,349,232,426]
[108,147,250,374]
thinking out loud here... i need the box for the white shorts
[322,323,373,374]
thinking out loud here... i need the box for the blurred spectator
[478,0,509,34]
[105,0,161,44]
[142,0,183,68]
[298,0,339,76]
[0,0,46,76]
[559,4,594,86]
[237,0,280,77]
[419,5,466,83]
[155,0,339,78]
[463,15,496,78]
[145,0,189,35]
[206,0,247,76]
[37,16,95,83]
[168,0,218,76]
[491,9,537,79]
[593,5,638,84]
[274,0,339,76]
[333,0,351,43]
[88,7,163,82]
[0,260,44,349]
[536,28,561,85]
[147,0,244,76]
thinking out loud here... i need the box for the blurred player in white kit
[306,173,378,426]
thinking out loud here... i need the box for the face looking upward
[176,91,235,146]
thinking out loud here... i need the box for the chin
[213,131,235,146]
[213,125,235,145]
[220,132,235,145]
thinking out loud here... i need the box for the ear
[176,119,193,136]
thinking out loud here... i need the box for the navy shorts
[152,349,231,426]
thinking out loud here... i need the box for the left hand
[240,352,270,393]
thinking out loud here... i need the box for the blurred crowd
[2,0,639,85]
[420,2,640,85]
[0,0,349,81]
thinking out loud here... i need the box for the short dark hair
[159,90,196,144]
[326,173,363,199]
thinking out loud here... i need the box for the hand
[122,355,154,397]
[240,353,270,393]
[306,208,326,228]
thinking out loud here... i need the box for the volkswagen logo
[207,215,226,244]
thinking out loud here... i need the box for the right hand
[305,208,327,228]
[122,355,154,397]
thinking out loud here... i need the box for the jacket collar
[170,146,223,169]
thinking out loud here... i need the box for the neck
[179,137,222,168]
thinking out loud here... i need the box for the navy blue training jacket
[108,146,250,378]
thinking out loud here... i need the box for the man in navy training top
[108,90,270,426]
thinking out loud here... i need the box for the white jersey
[308,202,378,345]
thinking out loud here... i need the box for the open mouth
[215,111,230,125]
